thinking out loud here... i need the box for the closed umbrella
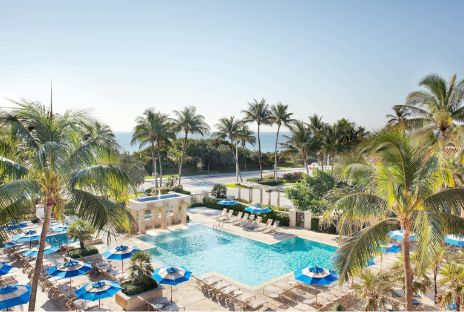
[0,285,31,310]
[102,245,139,279]
[294,266,338,306]
[47,259,92,296]
[152,265,191,303]
[75,280,121,309]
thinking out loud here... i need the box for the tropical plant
[386,105,411,131]
[172,106,209,185]
[282,121,318,173]
[270,103,294,179]
[214,116,242,182]
[352,270,395,311]
[236,123,255,171]
[129,251,155,287]
[437,263,464,311]
[118,153,147,186]
[429,244,449,303]
[67,219,95,250]
[242,98,272,180]
[0,101,133,311]
[327,130,464,311]
[398,73,464,137]
[211,183,227,198]
[131,108,174,188]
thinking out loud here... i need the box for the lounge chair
[236,213,250,226]
[215,208,228,220]
[223,210,234,222]
[231,212,244,224]
[255,219,273,232]
[264,220,280,234]
[245,216,262,230]
[241,214,256,227]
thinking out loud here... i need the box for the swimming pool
[139,224,336,287]
[133,194,181,202]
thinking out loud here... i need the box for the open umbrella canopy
[217,199,239,206]
[75,280,121,301]
[0,262,14,276]
[152,265,191,285]
[23,245,60,258]
[12,229,40,243]
[379,243,401,253]
[294,266,338,286]
[244,204,271,214]
[388,230,415,241]
[0,285,31,310]
[47,259,92,278]
[445,234,464,247]
[102,245,139,261]
[52,225,68,233]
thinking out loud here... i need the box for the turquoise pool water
[139,224,336,287]
[134,194,180,202]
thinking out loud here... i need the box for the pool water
[139,224,336,287]
[134,194,180,202]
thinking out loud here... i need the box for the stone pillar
[277,191,281,208]
[161,207,167,229]
[172,203,179,224]
[304,211,312,230]
[268,191,272,206]
[181,204,187,226]
[289,209,297,228]
[138,211,146,234]
[259,189,263,205]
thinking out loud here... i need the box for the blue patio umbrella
[294,266,338,305]
[388,230,415,241]
[75,280,121,309]
[102,245,139,278]
[244,204,272,214]
[0,284,31,310]
[379,243,401,253]
[445,234,464,247]
[153,265,191,303]
[23,245,60,258]
[0,262,14,276]
[48,259,92,296]
[217,199,239,206]
[13,229,41,248]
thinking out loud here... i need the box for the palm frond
[423,188,464,214]
[0,156,28,180]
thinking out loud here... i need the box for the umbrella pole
[70,277,72,297]
[171,285,173,304]
[315,284,318,306]
[121,259,124,280]
[99,299,101,310]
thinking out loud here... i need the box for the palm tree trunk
[28,205,53,311]
[151,142,158,188]
[433,268,438,303]
[274,125,280,179]
[79,239,85,250]
[235,142,239,183]
[157,142,163,187]
[178,132,188,186]
[303,149,309,174]
[257,123,263,180]
[402,227,414,311]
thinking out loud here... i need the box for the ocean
[115,131,289,153]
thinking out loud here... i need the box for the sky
[1,0,463,132]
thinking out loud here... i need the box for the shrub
[31,217,40,223]
[121,251,158,296]
[68,246,98,258]
[121,279,157,296]
[67,219,95,250]
[282,171,303,182]
[211,184,227,198]
[171,186,191,195]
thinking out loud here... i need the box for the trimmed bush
[68,246,98,258]
[282,171,303,182]
[121,279,157,296]
[211,184,227,198]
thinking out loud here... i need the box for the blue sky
[1,0,463,131]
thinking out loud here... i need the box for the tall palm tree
[308,114,326,169]
[386,105,411,131]
[237,123,256,171]
[352,270,395,311]
[131,109,173,188]
[270,103,294,179]
[214,116,242,183]
[327,130,464,311]
[0,101,133,311]
[282,121,317,174]
[437,263,464,311]
[398,73,464,137]
[172,106,209,185]
[242,98,272,180]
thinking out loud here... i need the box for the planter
[115,286,164,311]
[79,253,102,262]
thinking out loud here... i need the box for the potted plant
[115,252,163,310]
[67,219,100,261]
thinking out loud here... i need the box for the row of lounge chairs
[195,276,267,311]
[216,209,280,234]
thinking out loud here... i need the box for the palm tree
[386,105,411,131]
[172,106,209,185]
[270,103,295,179]
[67,219,95,250]
[214,116,242,183]
[352,270,395,311]
[129,251,155,287]
[237,123,256,171]
[282,121,316,174]
[398,73,464,137]
[0,101,133,311]
[131,109,174,188]
[327,130,464,311]
[437,263,464,311]
[242,98,272,180]
[308,114,326,169]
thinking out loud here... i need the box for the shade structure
[0,262,14,276]
[388,230,415,241]
[445,234,464,247]
[102,245,139,279]
[0,284,31,310]
[75,280,121,309]
[23,245,59,258]
[0,222,27,231]
[152,265,191,303]
[244,205,271,214]
[294,266,338,305]
[13,229,41,248]
[47,259,92,296]
[379,243,401,253]
[217,199,239,206]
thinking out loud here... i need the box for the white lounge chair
[223,210,234,222]
[255,219,273,232]
[215,208,227,220]
[237,213,250,226]
[231,212,244,224]
[264,220,280,234]
[241,214,256,227]
[245,216,262,230]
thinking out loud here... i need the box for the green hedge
[200,198,289,226]
[121,279,158,296]
[68,246,98,258]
